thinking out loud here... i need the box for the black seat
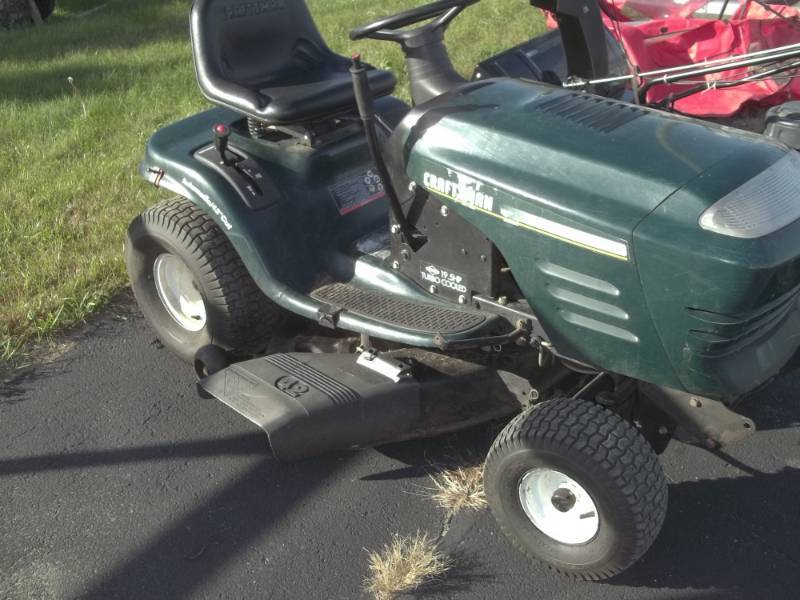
[190,0,397,125]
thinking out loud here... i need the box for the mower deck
[198,349,529,460]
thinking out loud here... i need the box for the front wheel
[125,197,287,363]
[484,397,668,580]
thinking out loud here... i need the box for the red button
[214,124,229,136]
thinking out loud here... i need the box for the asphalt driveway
[2,302,799,599]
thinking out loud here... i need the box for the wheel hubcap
[518,468,599,545]
[153,253,207,332]
[551,487,577,513]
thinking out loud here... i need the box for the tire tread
[485,397,668,580]
[140,197,285,354]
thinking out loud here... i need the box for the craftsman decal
[423,171,494,212]
[224,0,286,20]
[422,170,629,261]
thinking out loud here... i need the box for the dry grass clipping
[427,465,487,515]
[364,532,452,600]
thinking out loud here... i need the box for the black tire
[34,0,55,19]
[484,397,668,580]
[125,197,287,363]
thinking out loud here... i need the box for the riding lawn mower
[124,0,800,579]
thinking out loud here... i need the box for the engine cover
[388,78,800,397]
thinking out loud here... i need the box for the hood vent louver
[686,284,800,358]
[534,93,646,133]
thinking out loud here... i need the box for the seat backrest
[191,0,343,88]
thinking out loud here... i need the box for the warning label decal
[329,169,386,215]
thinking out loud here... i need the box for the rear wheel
[125,197,287,363]
[484,397,668,580]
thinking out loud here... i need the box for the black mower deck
[198,349,530,460]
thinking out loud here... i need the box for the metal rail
[635,45,800,102]
[563,41,800,88]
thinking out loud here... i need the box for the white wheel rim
[153,253,207,332]
[518,468,600,545]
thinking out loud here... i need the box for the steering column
[350,0,480,105]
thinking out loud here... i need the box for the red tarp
[546,1,800,116]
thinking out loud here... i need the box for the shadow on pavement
[4,421,799,597]
[365,424,499,481]
[413,552,496,598]
[0,298,138,405]
[737,373,800,432]
[0,358,77,406]
[78,452,350,599]
[610,466,800,594]
[0,433,268,476]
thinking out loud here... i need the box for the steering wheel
[349,0,480,42]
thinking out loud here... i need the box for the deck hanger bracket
[434,319,533,352]
[356,348,414,383]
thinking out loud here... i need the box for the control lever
[350,54,424,250]
[210,123,265,198]
[213,123,236,167]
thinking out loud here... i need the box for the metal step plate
[311,283,486,334]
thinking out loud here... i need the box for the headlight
[699,152,800,239]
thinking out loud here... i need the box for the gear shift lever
[213,124,235,167]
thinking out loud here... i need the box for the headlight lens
[699,152,800,239]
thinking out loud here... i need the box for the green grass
[0,0,544,361]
